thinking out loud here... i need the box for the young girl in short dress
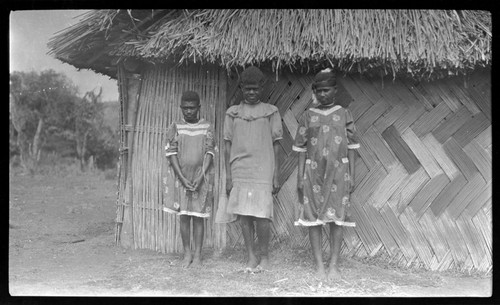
[223,66,283,271]
[293,68,360,281]
[163,91,215,268]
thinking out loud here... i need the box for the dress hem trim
[292,145,307,152]
[294,218,356,227]
[162,207,210,218]
[233,212,272,220]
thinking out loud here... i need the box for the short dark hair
[240,66,266,86]
[181,91,200,103]
[312,68,336,90]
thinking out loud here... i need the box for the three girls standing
[164,66,359,282]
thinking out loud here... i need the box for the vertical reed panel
[127,63,223,253]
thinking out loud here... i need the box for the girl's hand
[192,175,204,192]
[272,174,280,194]
[297,178,304,204]
[349,179,355,194]
[180,177,194,191]
[226,177,233,196]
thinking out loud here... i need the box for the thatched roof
[48,9,491,80]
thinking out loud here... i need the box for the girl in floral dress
[293,69,360,281]
[163,91,215,268]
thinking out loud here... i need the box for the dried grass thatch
[48,9,491,80]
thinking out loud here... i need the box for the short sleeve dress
[292,105,360,227]
[223,102,283,220]
[162,118,215,218]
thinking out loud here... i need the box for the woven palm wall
[224,69,491,273]
[116,63,490,273]
[116,64,228,253]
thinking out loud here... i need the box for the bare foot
[182,253,192,268]
[315,264,327,280]
[259,256,270,270]
[327,264,342,282]
[247,253,259,269]
[191,255,202,267]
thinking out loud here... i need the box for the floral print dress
[292,105,360,227]
[163,118,215,218]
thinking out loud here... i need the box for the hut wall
[116,63,228,253]
[116,62,491,273]
[223,69,491,273]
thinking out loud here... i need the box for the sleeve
[223,114,233,142]
[270,109,283,142]
[165,123,179,156]
[345,109,361,149]
[292,112,308,152]
[204,124,215,157]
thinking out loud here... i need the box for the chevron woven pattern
[224,70,491,273]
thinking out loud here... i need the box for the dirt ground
[8,171,492,297]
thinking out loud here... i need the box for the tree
[10,70,119,173]
[87,123,119,170]
[74,87,103,171]
[10,70,80,174]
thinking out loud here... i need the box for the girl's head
[312,68,337,107]
[239,66,265,104]
[180,91,201,123]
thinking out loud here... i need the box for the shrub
[103,167,117,180]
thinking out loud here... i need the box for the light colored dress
[224,102,283,219]
[163,118,215,218]
[292,105,360,227]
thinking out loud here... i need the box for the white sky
[10,10,119,101]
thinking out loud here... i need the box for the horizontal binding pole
[126,125,169,134]
[126,73,142,80]
[133,204,164,211]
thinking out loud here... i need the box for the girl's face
[241,84,262,104]
[180,100,200,123]
[314,85,337,106]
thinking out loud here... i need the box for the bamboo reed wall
[115,63,491,274]
[116,63,228,253]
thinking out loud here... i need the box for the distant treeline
[10,69,120,174]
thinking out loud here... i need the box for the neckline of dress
[310,105,342,116]
[242,100,262,106]
[182,118,203,125]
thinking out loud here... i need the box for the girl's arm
[193,126,215,191]
[344,108,358,194]
[348,149,356,193]
[168,155,194,190]
[192,153,213,191]
[297,151,306,202]
[224,140,232,195]
[272,141,280,194]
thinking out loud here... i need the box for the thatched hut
[48,9,491,273]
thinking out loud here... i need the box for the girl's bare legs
[327,223,343,281]
[240,215,259,269]
[191,217,204,266]
[179,215,192,267]
[256,218,271,269]
[309,225,326,280]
